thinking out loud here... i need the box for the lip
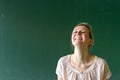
[75,38,81,40]
[74,36,82,41]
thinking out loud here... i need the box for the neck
[73,45,90,64]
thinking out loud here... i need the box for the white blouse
[56,55,112,80]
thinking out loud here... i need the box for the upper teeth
[75,38,81,40]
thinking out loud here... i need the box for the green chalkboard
[0,0,120,80]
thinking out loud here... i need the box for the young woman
[56,22,112,80]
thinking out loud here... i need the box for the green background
[0,0,120,80]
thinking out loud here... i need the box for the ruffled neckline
[67,54,97,74]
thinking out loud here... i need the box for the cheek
[71,35,75,44]
[71,36,74,43]
[81,35,90,42]
[71,34,74,39]
[83,34,89,39]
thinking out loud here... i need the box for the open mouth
[75,37,82,41]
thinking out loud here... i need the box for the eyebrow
[74,28,89,31]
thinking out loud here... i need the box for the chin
[73,43,81,46]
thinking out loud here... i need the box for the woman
[56,22,112,80]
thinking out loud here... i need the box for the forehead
[73,26,89,31]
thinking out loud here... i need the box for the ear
[89,39,94,46]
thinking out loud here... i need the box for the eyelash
[73,31,86,33]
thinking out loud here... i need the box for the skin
[70,26,94,71]
[57,25,109,80]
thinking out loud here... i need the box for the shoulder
[95,56,109,67]
[95,56,112,79]
[57,54,71,64]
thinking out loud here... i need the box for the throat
[70,54,95,71]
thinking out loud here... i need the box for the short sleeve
[104,60,112,79]
[56,58,63,78]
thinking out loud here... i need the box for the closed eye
[81,31,87,33]
[72,30,88,34]
[73,31,77,33]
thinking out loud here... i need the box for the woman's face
[71,26,93,47]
